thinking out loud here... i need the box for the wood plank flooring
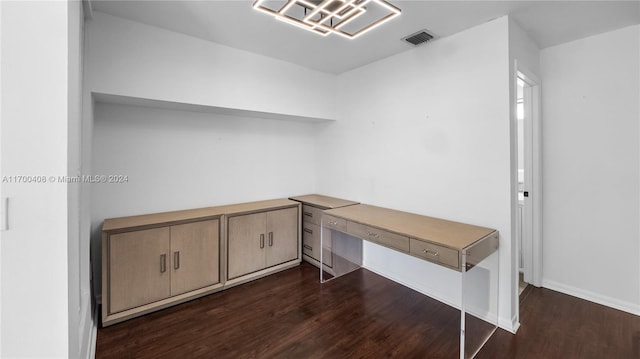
[96,262,640,358]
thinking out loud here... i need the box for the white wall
[85,11,336,120]
[0,1,4,352]
[0,1,80,357]
[540,25,640,314]
[68,1,94,358]
[316,17,516,329]
[91,102,320,297]
[85,12,338,300]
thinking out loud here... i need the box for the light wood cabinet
[103,217,221,326]
[105,219,220,316]
[102,198,300,326]
[109,227,171,314]
[227,206,299,280]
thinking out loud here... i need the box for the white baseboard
[363,265,460,309]
[87,307,97,359]
[499,314,519,334]
[363,265,517,333]
[543,279,640,316]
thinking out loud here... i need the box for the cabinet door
[227,212,266,279]
[266,207,299,267]
[109,227,171,314]
[170,219,220,296]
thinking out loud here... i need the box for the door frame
[514,62,543,289]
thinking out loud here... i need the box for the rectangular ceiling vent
[403,30,434,46]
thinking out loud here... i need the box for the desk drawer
[347,221,409,252]
[323,215,347,232]
[410,238,459,269]
[302,205,323,225]
[302,222,333,267]
[302,223,320,260]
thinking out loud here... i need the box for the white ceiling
[90,0,640,74]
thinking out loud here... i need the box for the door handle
[160,254,167,273]
[260,234,265,248]
[174,251,180,270]
[268,232,273,247]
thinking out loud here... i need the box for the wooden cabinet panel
[266,207,298,267]
[109,227,171,314]
[228,212,267,279]
[170,219,220,296]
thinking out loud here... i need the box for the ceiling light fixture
[253,0,401,39]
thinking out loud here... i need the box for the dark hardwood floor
[97,262,640,358]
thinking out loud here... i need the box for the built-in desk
[320,203,499,359]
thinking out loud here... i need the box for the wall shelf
[92,92,336,124]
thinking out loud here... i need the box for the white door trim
[515,62,543,288]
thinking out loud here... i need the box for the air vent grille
[403,30,434,46]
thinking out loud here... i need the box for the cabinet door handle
[268,232,273,247]
[303,228,313,234]
[304,244,313,251]
[303,211,313,217]
[174,251,180,270]
[260,234,265,248]
[160,254,167,273]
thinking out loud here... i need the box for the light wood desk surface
[324,204,496,250]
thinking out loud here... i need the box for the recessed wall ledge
[91,92,336,123]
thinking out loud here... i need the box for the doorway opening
[515,67,542,304]
[516,77,530,296]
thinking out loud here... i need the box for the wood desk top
[324,204,496,250]
[289,194,359,209]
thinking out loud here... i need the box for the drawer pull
[423,249,440,257]
[366,231,380,238]
[327,220,338,226]
[303,228,313,234]
[304,244,313,250]
[303,211,313,217]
